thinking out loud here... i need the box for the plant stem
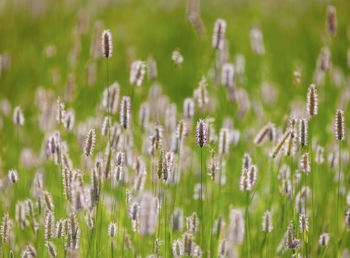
[336,141,341,250]
[200,147,203,247]
[246,192,250,258]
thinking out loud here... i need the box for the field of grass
[0,0,349,257]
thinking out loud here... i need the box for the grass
[0,0,349,257]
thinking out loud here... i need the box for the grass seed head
[306,84,318,116]
[262,210,273,233]
[13,106,25,126]
[334,109,345,141]
[101,29,113,58]
[318,232,330,246]
[84,128,96,156]
[326,6,337,36]
[130,60,146,87]
[196,119,208,148]
[212,18,226,50]
[120,96,131,130]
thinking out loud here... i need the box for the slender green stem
[246,192,251,258]
[164,186,167,258]
[336,142,341,250]
[200,147,203,247]
[111,240,114,258]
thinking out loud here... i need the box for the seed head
[108,222,118,237]
[221,63,235,88]
[8,169,18,184]
[13,106,25,126]
[172,239,184,257]
[0,213,12,243]
[345,209,350,228]
[56,219,65,238]
[101,30,113,58]
[315,145,324,164]
[254,123,274,146]
[196,119,208,148]
[334,109,345,141]
[44,210,55,240]
[64,109,75,131]
[84,129,96,156]
[300,153,310,174]
[120,96,131,129]
[172,208,184,232]
[318,233,330,246]
[286,220,300,250]
[130,60,146,87]
[298,119,308,148]
[212,18,226,50]
[317,47,331,71]
[227,209,245,244]
[299,213,309,233]
[183,98,195,119]
[262,210,273,233]
[46,241,57,257]
[250,27,265,55]
[306,84,318,116]
[326,6,337,36]
[102,82,120,114]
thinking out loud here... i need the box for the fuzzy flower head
[8,169,18,184]
[262,210,273,233]
[108,222,118,237]
[13,106,25,126]
[84,129,96,156]
[334,109,345,141]
[120,96,131,130]
[318,233,330,246]
[196,119,208,148]
[130,60,146,87]
[306,84,318,117]
[101,30,113,58]
[212,18,226,50]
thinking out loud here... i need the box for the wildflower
[46,241,57,257]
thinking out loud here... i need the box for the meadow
[0,0,349,257]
